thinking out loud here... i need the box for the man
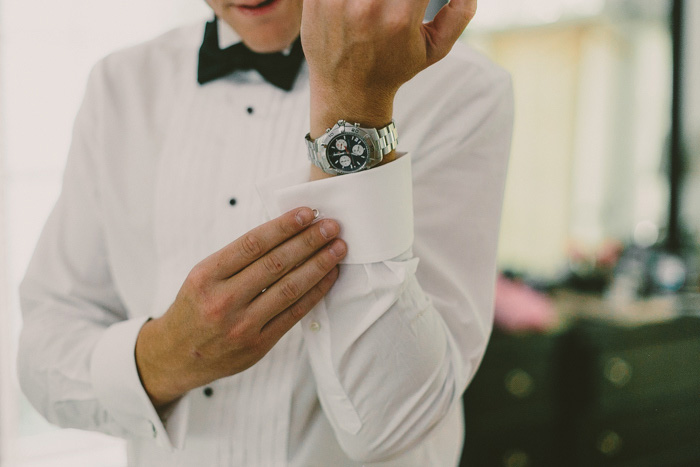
[18,0,513,465]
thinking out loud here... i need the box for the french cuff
[257,153,414,264]
[90,317,190,451]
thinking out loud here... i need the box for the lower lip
[235,0,281,16]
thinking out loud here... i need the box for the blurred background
[0,0,698,466]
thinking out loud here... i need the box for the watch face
[326,132,370,173]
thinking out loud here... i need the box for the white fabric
[257,155,414,264]
[217,17,241,49]
[18,20,513,467]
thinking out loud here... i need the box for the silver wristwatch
[305,120,398,175]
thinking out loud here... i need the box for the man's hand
[135,207,346,408]
[301,0,477,137]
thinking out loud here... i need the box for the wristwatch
[305,120,398,175]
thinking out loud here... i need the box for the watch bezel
[324,126,375,174]
[317,121,382,175]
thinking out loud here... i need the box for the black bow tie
[197,19,305,91]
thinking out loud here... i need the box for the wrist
[135,317,192,408]
[309,74,395,139]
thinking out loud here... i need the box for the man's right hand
[134,207,346,408]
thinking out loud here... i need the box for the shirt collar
[217,18,241,49]
[216,18,294,56]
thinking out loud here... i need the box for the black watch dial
[327,133,370,173]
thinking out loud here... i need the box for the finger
[423,0,478,63]
[247,238,346,327]
[229,220,343,304]
[259,266,340,342]
[202,207,317,280]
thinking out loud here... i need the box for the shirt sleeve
[257,68,514,462]
[17,62,185,451]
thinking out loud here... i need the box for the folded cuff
[90,317,189,450]
[257,154,414,264]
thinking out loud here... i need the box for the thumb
[422,0,477,64]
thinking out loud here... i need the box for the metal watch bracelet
[306,120,398,175]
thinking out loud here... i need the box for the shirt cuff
[257,154,414,264]
[90,317,190,450]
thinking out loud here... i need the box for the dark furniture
[460,316,700,467]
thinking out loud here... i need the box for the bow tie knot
[231,49,256,70]
[198,20,305,91]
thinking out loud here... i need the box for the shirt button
[229,198,237,206]
[309,321,321,333]
[246,106,254,115]
[203,387,214,397]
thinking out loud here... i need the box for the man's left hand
[301,0,478,137]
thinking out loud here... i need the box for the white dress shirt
[18,20,513,467]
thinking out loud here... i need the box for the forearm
[302,257,466,462]
[261,155,473,462]
[18,287,146,440]
[18,311,119,434]
[292,1,495,460]
[307,77,397,182]
[134,316,195,409]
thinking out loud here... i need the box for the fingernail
[320,221,339,239]
[328,240,346,258]
[296,208,314,226]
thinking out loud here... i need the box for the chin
[223,7,302,53]
[244,33,296,53]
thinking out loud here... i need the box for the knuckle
[262,252,285,275]
[202,305,223,323]
[187,263,209,289]
[277,216,297,237]
[354,0,375,20]
[303,229,318,250]
[226,320,246,341]
[228,319,258,344]
[201,296,227,322]
[314,252,334,273]
[240,233,263,260]
[279,279,302,301]
[385,13,410,34]
[288,301,308,322]
[186,265,214,304]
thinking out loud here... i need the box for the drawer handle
[505,369,534,398]
[502,449,530,467]
[604,357,632,388]
[597,430,622,456]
